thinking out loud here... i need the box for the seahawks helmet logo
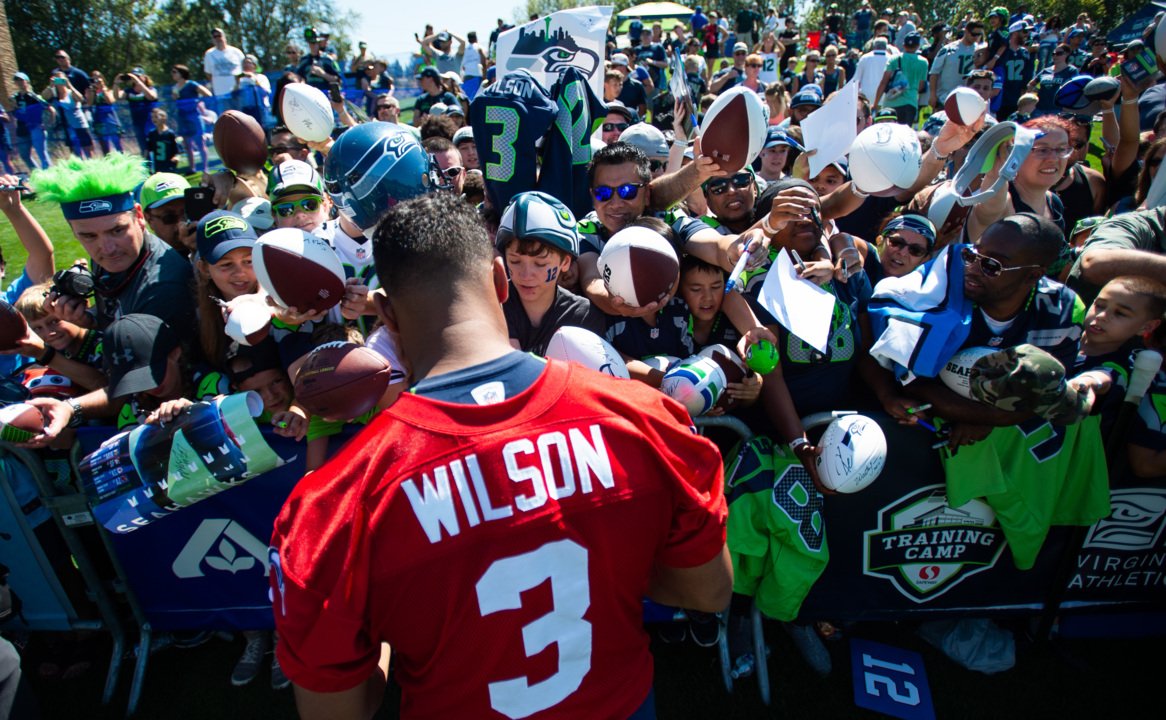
[203,215,249,236]
[79,199,113,214]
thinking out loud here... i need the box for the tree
[149,0,226,76]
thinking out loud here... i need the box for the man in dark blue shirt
[51,50,90,95]
[634,29,668,93]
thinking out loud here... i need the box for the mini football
[745,339,779,374]
[940,346,999,398]
[699,86,769,173]
[0,402,45,443]
[253,228,346,313]
[212,110,268,175]
[544,326,630,379]
[943,87,988,127]
[698,344,749,411]
[1055,75,1093,110]
[848,123,922,196]
[282,83,335,143]
[661,354,727,418]
[0,299,29,351]
[294,341,394,420]
[815,414,887,493]
[224,303,273,347]
[597,226,679,308]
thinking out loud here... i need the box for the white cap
[232,197,274,232]
[619,123,669,158]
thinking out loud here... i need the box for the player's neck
[402,294,515,382]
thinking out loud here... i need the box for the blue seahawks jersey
[577,209,709,256]
[997,47,1034,106]
[536,67,607,219]
[605,296,693,360]
[469,69,557,212]
[962,277,1085,372]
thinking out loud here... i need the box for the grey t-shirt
[503,283,608,355]
[1068,207,1166,306]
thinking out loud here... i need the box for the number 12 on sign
[849,638,936,720]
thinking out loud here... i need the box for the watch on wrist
[66,398,83,428]
[931,143,952,161]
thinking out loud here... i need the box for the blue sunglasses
[591,183,645,202]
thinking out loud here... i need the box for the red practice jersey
[270,360,727,719]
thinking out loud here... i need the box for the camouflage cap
[969,344,1094,425]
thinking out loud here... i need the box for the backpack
[884,56,909,102]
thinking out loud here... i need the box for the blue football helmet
[495,191,580,257]
[323,122,438,236]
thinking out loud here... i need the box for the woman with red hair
[967,114,1076,242]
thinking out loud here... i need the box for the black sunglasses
[884,235,928,258]
[707,172,752,195]
[603,122,630,132]
[961,246,1043,278]
[269,144,306,155]
[648,160,665,173]
[591,183,645,202]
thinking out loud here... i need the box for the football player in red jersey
[270,193,732,720]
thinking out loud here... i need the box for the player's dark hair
[588,142,650,188]
[462,170,485,205]
[373,194,493,299]
[997,213,1065,268]
[420,115,457,141]
[422,136,455,153]
[629,216,682,256]
[680,253,723,280]
[1108,276,1166,320]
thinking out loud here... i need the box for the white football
[252,228,346,313]
[544,326,630,379]
[597,226,679,307]
[643,355,680,372]
[943,87,988,127]
[661,354,727,418]
[848,123,922,196]
[698,85,769,174]
[940,346,999,398]
[281,83,334,143]
[815,414,887,494]
[224,302,274,347]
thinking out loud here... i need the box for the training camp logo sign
[864,485,1006,603]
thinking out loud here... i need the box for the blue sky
[335,0,524,56]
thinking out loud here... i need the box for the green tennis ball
[745,340,779,374]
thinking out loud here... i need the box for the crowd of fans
[4,2,1166,717]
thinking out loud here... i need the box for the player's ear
[492,256,509,303]
[372,290,399,334]
[1142,317,1162,337]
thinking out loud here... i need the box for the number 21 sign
[849,639,936,720]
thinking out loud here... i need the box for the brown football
[213,110,268,175]
[702,344,749,412]
[0,300,28,351]
[294,342,395,421]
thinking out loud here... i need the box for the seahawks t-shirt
[577,209,708,257]
[314,218,378,335]
[1034,65,1079,113]
[996,46,1034,108]
[536,67,607,219]
[414,91,458,119]
[469,69,557,212]
[503,283,608,355]
[411,351,545,404]
[960,277,1085,372]
[605,296,693,360]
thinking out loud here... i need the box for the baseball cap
[270,160,324,199]
[244,53,259,66]
[611,53,630,67]
[903,32,922,46]
[232,197,275,232]
[197,210,258,265]
[969,344,1093,425]
[303,27,319,42]
[131,67,145,76]
[605,100,637,123]
[764,126,803,150]
[1067,27,1085,40]
[823,157,850,179]
[453,127,475,146]
[429,102,449,116]
[733,42,749,54]
[619,123,669,158]
[444,104,465,117]
[873,107,899,123]
[416,65,441,82]
[105,314,180,399]
[139,173,190,209]
[791,86,823,108]
[13,71,28,81]
[225,337,283,388]
[1008,20,1029,34]
[990,7,1009,20]
[882,213,936,248]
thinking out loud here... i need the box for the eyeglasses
[1030,145,1074,159]
[439,165,465,179]
[273,196,323,217]
[212,33,223,39]
[603,122,630,132]
[55,55,67,60]
[147,211,183,225]
[376,104,396,111]
[746,63,763,67]
[707,172,753,195]
[648,160,666,172]
[269,145,307,155]
[591,183,645,202]
[883,235,928,257]
[961,246,1043,278]
[1054,49,1069,55]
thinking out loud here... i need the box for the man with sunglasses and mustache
[880,213,1083,448]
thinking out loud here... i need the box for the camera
[51,263,95,299]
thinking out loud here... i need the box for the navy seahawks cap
[791,87,823,108]
[197,210,258,265]
[416,66,441,81]
[764,126,803,150]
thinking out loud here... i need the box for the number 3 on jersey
[486,106,520,183]
[476,539,592,719]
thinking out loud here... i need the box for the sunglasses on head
[273,196,322,217]
[707,172,752,195]
[960,246,1043,278]
[591,183,645,202]
[603,122,630,132]
[883,235,928,257]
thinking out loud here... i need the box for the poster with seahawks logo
[495,6,613,96]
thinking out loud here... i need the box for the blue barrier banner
[850,638,935,720]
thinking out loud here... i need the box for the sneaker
[785,622,832,678]
[231,633,270,687]
[687,611,722,647]
[657,623,687,644]
[171,630,213,649]
[270,642,291,690]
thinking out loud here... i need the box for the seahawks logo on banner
[864,485,1005,603]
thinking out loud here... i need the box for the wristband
[789,437,809,451]
[672,137,690,147]
[1122,98,1138,106]
[1099,108,1115,115]
[931,143,952,161]
[761,214,778,235]
[37,346,56,366]
[66,398,83,429]
[851,184,869,198]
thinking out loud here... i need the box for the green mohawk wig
[30,153,149,220]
